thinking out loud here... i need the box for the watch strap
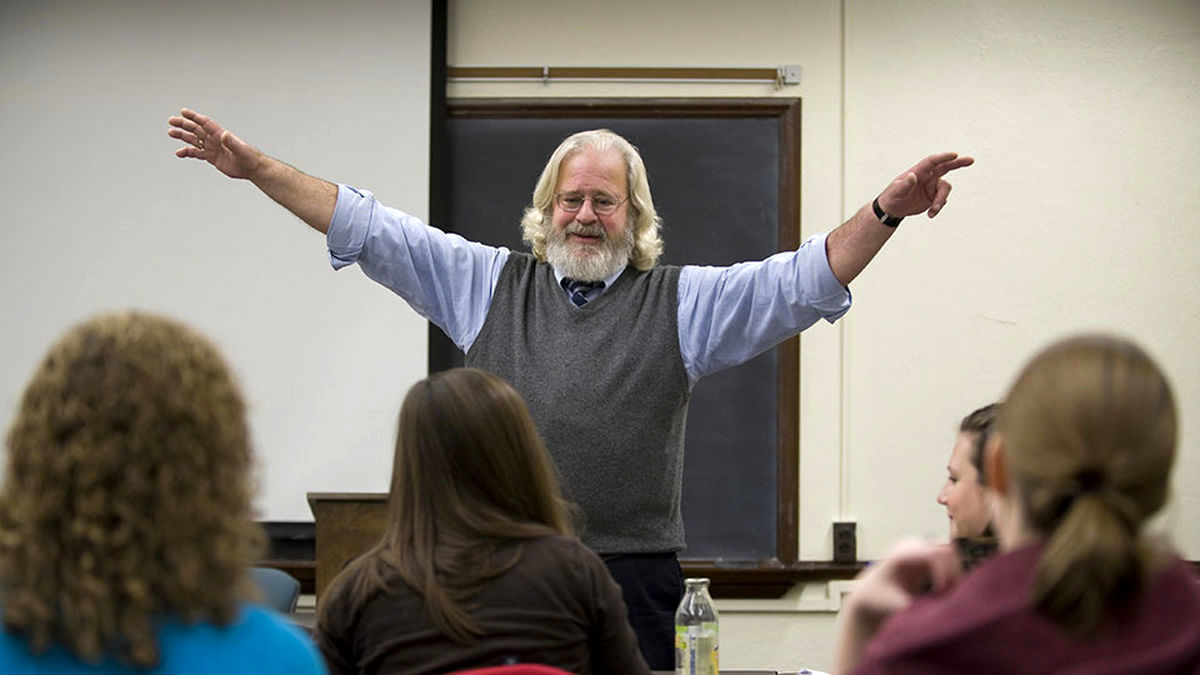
[872,197,904,228]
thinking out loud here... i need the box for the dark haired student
[315,368,650,674]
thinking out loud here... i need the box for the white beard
[545,221,634,282]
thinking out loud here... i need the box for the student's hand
[168,108,264,180]
[877,152,974,219]
[835,539,962,673]
[849,538,962,624]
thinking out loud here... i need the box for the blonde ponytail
[1029,481,1143,634]
[999,334,1176,636]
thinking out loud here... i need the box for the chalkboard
[431,99,802,566]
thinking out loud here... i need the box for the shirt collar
[552,265,625,291]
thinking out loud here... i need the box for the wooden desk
[306,492,389,598]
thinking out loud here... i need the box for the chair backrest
[249,566,301,614]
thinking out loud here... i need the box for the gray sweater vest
[466,252,690,554]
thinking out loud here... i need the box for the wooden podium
[304,493,864,602]
[306,492,389,598]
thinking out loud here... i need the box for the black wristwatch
[872,197,904,228]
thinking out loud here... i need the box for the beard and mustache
[545,220,635,282]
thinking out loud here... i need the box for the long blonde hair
[317,368,573,644]
[0,312,263,667]
[999,334,1176,635]
[520,129,664,270]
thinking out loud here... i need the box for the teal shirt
[0,604,326,675]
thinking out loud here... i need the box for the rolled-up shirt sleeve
[326,184,508,352]
[678,231,851,384]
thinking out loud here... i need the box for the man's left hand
[878,152,975,219]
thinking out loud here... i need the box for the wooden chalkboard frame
[427,98,860,597]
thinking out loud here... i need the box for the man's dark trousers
[604,552,685,670]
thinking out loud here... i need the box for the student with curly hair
[0,312,325,674]
[837,335,1200,673]
[315,368,649,674]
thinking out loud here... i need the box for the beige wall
[449,1,1200,671]
[1,1,1194,671]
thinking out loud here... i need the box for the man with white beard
[168,109,972,669]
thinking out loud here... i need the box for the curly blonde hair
[520,129,664,270]
[0,311,264,667]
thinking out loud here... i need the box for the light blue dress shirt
[327,185,851,385]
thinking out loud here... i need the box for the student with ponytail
[837,334,1200,674]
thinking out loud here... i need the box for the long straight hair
[318,368,572,643]
[999,334,1176,635]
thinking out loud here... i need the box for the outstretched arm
[834,539,962,674]
[825,152,974,286]
[167,108,337,234]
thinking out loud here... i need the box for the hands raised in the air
[167,108,263,180]
[877,152,974,219]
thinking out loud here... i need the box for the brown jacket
[316,535,651,675]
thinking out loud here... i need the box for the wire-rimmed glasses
[554,191,628,215]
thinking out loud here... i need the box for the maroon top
[315,535,651,675]
[852,544,1200,674]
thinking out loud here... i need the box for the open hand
[167,108,262,180]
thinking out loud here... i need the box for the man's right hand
[166,107,338,234]
[168,108,263,180]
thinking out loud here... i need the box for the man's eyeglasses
[554,192,628,216]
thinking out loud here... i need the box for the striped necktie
[561,277,606,307]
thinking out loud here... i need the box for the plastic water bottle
[675,577,718,675]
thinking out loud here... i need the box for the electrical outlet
[833,521,856,563]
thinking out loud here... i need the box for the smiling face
[936,432,992,539]
[545,147,634,281]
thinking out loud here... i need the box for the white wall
[843,0,1200,560]
[449,1,1200,672]
[0,0,432,521]
[2,1,1195,671]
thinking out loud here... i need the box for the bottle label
[674,622,718,675]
